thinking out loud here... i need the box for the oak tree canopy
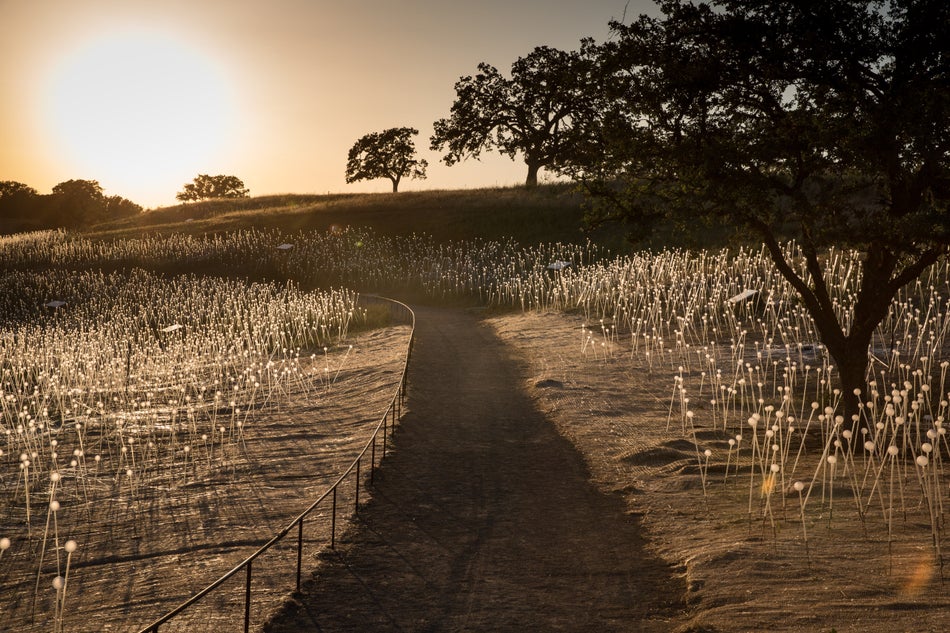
[561,0,950,422]
[345,127,427,193]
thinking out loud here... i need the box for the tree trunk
[756,231,883,432]
[390,177,399,193]
[753,216,945,436]
[525,163,540,187]
[825,333,873,430]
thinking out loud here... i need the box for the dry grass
[86,184,629,250]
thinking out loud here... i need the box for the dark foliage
[560,0,950,421]
[176,174,250,202]
[431,43,602,187]
[1,179,142,231]
[345,127,427,193]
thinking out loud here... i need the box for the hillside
[87,184,633,248]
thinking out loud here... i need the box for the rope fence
[136,295,415,633]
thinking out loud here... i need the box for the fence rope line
[137,295,415,633]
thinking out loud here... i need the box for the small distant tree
[52,179,103,200]
[346,127,427,193]
[0,181,38,200]
[51,179,106,225]
[177,174,249,202]
[104,195,143,219]
[0,181,40,229]
[431,43,601,187]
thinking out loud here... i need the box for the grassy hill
[87,184,752,253]
[88,184,635,249]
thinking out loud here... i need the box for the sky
[1,0,658,208]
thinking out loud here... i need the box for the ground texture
[267,307,950,633]
[264,306,684,632]
[0,326,411,633]
[490,310,950,633]
[8,306,950,632]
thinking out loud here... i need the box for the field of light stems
[3,226,950,627]
[566,245,950,570]
[0,264,412,631]
[0,228,605,301]
[513,241,950,574]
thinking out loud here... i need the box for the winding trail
[264,306,685,632]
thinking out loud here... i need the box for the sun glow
[41,29,238,205]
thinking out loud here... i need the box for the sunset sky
[1,0,657,208]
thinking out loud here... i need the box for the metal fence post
[354,459,361,512]
[244,562,252,633]
[370,434,376,484]
[296,519,304,593]
[330,488,337,549]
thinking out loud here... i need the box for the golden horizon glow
[1,0,656,209]
[40,28,238,204]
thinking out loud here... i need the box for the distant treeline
[0,179,141,233]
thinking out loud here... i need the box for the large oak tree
[563,0,950,423]
[431,43,600,187]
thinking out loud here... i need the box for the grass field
[86,184,744,254]
[87,184,608,244]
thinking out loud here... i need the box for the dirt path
[264,306,685,632]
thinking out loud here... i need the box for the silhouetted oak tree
[52,179,107,225]
[564,0,950,424]
[0,181,40,231]
[0,181,38,200]
[177,174,249,201]
[52,178,103,200]
[431,43,600,187]
[345,127,427,193]
[1,180,141,229]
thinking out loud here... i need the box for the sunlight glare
[42,30,238,204]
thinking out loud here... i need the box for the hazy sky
[1,0,658,208]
